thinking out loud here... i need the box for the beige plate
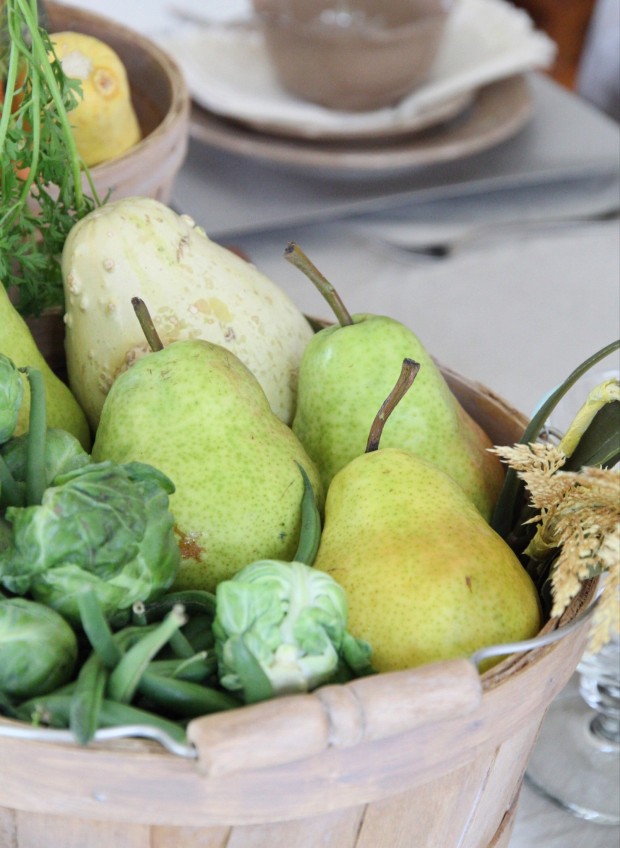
[189,74,532,175]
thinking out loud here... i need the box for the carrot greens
[0,0,101,315]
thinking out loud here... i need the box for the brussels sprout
[0,596,78,700]
[1,427,90,495]
[0,354,23,444]
[0,460,180,623]
[213,559,373,702]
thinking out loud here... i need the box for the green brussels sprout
[1,428,90,497]
[0,596,78,700]
[213,559,373,703]
[0,354,23,444]
[0,460,180,624]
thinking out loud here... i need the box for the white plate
[171,0,554,142]
[227,89,475,142]
[189,75,533,176]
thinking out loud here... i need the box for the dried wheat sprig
[493,442,620,650]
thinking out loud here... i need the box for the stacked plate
[170,0,556,174]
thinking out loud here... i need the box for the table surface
[55,3,620,845]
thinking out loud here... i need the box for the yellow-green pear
[286,244,504,521]
[0,285,91,450]
[91,337,324,593]
[313,448,541,672]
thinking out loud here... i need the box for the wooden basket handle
[187,658,481,776]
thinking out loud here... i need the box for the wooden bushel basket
[0,366,595,848]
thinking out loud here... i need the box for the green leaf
[292,462,321,566]
[0,1,100,314]
[564,401,620,471]
[491,340,620,539]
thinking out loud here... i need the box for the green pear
[0,285,91,451]
[91,337,324,593]
[313,447,541,672]
[286,243,504,521]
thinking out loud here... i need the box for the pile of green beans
[15,588,240,745]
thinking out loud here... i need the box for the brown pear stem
[366,359,420,453]
[131,297,165,352]
[284,242,354,327]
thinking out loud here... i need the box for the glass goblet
[525,634,620,824]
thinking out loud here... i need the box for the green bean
[113,623,158,651]
[146,652,217,683]
[97,699,187,744]
[0,689,20,719]
[0,453,23,508]
[293,462,322,566]
[229,635,274,704]
[17,693,73,728]
[16,680,77,719]
[168,628,196,659]
[21,367,47,506]
[107,605,187,704]
[131,600,148,626]
[77,589,123,668]
[137,671,240,718]
[143,589,216,622]
[180,615,215,653]
[17,692,188,746]
[69,652,108,744]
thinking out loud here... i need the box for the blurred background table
[57,2,620,844]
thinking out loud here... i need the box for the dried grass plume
[493,442,619,652]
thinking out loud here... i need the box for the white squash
[61,197,314,428]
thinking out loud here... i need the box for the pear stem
[284,242,354,327]
[366,359,420,453]
[131,297,165,352]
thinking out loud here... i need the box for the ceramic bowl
[47,2,190,202]
[252,0,454,112]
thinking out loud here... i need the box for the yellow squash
[50,31,141,166]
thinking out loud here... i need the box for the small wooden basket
[47,3,190,204]
[0,368,595,848]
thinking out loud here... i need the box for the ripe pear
[0,285,91,450]
[91,337,323,593]
[286,243,504,521]
[62,197,314,429]
[313,448,541,673]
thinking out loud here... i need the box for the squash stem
[132,297,165,352]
